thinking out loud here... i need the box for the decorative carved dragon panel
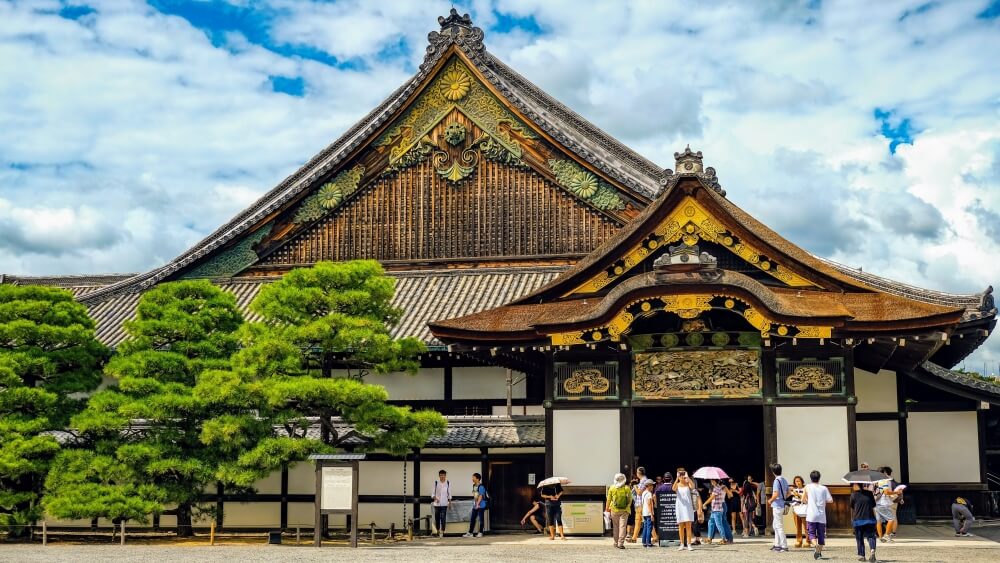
[632,350,761,399]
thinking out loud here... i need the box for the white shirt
[641,490,653,517]
[804,483,832,523]
[432,479,451,507]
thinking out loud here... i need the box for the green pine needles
[37,261,445,535]
[0,285,106,536]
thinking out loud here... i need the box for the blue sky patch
[269,75,305,97]
[147,0,360,69]
[492,11,543,35]
[874,108,919,154]
[57,4,96,21]
[978,0,1000,19]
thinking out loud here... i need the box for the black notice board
[655,491,679,540]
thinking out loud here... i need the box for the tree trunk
[176,504,194,537]
[321,352,332,444]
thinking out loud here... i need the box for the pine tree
[226,260,445,471]
[0,285,106,535]
[45,280,254,536]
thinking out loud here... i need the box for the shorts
[545,503,563,527]
[875,505,896,523]
[807,521,827,545]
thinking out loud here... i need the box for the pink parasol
[693,467,730,480]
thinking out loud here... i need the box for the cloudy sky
[2,0,1000,369]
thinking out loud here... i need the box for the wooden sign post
[311,453,365,548]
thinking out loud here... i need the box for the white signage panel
[320,466,353,511]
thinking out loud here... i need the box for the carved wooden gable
[240,55,644,272]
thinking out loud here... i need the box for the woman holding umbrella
[538,476,569,540]
[844,468,884,562]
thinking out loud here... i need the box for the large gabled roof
[78,10,664,307]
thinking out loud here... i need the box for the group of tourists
[602,465,771,550]
[430,461,975,562]
[429,470,490,538]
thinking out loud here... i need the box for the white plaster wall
[287,502,315,527]
[369,369,445,401]
[908,411,980,483]
[420,448,481,454]
[44,517,92,527]
[358,502,414,528]
[359,461,415,495]
[252,466,283,494]
[419,461,483,498]
[331,368,444,401]
[224,502,280,527]
[453,367,526,400]
[491,405,544,415]
[288,461,315,494]
[856,420,901,473]
[775,407,850,484]
[855,369,898,413]
[553,409,619,486]
[489,447,545,454]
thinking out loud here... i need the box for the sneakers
[878,535,886,543]
[887,533,895,543]
[814,552,822,560]
[462,532,473,538]
[438,531,443,538]
[868,551,878,563]
[476,532,483,538]
[961,532,973,537]
[687,545,694,551]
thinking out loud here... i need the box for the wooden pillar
[413,449,422,532]
[480,447,490,531]
[280,464,289,530]
[978,407,988,484]
[845,349,859,470]
[216,482,224,530]
[897,373,910,483]
[444,357,453,403]
[618,350,634,477]
[544,350,554,477]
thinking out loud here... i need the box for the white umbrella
[537,476,571,488]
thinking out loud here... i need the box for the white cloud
[1,0,999,370]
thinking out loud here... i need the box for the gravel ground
[2,526,998,562]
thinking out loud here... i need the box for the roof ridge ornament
[653,242,721,281]
[422,9,486,72]
[662,145,726,197]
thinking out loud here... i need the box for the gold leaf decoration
[632,350,761,399]
[439,68,471,101]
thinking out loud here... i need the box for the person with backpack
[431,469,452,538]
[767,462,790,552]
[463,473,488,538]
[952,497,975,537]
[606,473,632,549]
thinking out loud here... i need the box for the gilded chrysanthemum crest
[440,69,471,101]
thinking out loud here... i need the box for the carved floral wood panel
[632,350,761,399]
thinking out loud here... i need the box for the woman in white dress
[673,468,697,551]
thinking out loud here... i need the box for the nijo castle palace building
[5,12,1000,532]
